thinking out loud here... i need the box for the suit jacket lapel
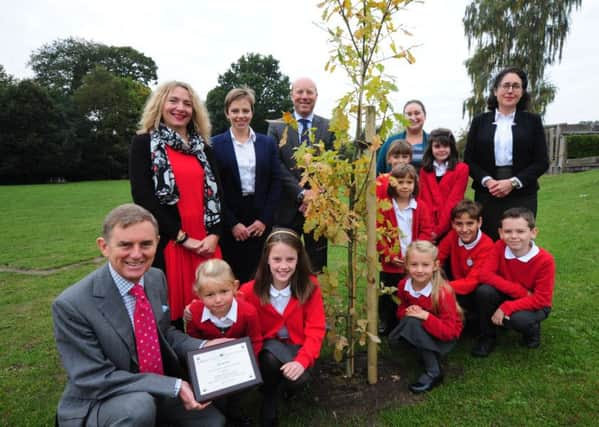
[93,264,137,364]
[224,131,243,192]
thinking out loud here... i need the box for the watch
[510,177,519,189]
[296,190,305,204]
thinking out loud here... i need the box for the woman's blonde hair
[193,259,237,295]
[137,80,212,143]
[405,240,463,318]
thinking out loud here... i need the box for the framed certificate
[186,337,262,402]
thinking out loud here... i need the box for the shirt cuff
[512,177,523,189]
[199,339,207,349]
[481,176,492,187]
[173,378,182,398]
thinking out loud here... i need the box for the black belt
[494,166,513,180]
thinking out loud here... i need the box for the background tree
[205,53,292,134]
[463,0,582,119]
[72,66,150,179]
[29,37,157,97]
[0,65,15,90]
[0,80,69,183]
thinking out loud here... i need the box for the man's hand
[179,381,212,411]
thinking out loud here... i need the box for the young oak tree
[280,0,417,380]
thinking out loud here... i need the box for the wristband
[175,231,188,244]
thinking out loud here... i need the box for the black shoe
[521,327,541,349]
[471,337,496,357]
[408,373,443,393]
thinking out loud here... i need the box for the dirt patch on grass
[0,257,104,276]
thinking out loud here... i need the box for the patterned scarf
[150,123,221,229]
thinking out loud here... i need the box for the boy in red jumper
[438,200,494,324]
[471,207,555,357]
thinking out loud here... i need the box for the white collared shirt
[270,285,291,338]
[433,160,448,177]
[504,241,540,263]
[201,298,238,328]
[493,109,516,167]
[458,229,482,250]
[404,278,433,298]
[108,263,145,327]
[230,127,256,195]
[294,111,314,142]
[392,197,417,256]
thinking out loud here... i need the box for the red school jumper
[376,197,434,275]
[187,297,263,356]
[238,278,326,369]
[437,229,494,295]
[396,278,463,341]
[479,240,555,316]
[418,162,469,239]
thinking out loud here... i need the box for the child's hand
[391,257,404,267]
[280,361,305,381]
[183,302,195,322]
[204,337,234,347]
[405,305,429,320]
[491,308,505,326]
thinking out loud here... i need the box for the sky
[2,0,598,135]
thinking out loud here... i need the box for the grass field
[1,171,598,426]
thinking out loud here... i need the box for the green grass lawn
[1,170,598,426]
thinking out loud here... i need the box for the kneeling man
[53,203,225,426]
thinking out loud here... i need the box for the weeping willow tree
[463,0,582,119]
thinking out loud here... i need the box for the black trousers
[475,284,551,338]
[286,211,327,273]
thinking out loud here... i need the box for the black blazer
[129,133,224,270]
[267,114,334,225]
[211,131,281,228]
[464,111,549,196]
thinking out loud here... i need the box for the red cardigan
[418,162,469,239]
[396,278,463,341]
[186,297,263,356]
[238,278,326,369]
[438,229,494,295]
[479,240,555,316]
[376,197,433,274]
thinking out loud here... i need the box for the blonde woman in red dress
[130,81,223,328]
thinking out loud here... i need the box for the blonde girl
[389,240,463,393]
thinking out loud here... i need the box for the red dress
[163,147,222,320]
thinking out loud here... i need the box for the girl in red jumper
[186,258,262,425]
[239,229,325,427]
[419,128,469,243]
[377,164,433,335]
[389,241,463,393]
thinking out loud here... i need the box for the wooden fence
[545,122,599,174]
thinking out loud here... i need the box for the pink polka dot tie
[130,284,164,375]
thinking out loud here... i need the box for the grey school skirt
[388,317,456,355]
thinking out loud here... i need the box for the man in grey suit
[267,77,334,272]
[52,204,225,427]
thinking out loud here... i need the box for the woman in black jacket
[464,67,549,241]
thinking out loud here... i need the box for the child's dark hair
[253,228,314,305]
[421,128,459,171]
[387,164,419,198]
[386,139,413,160]
[451,199,483,221]
[500,207,536,229]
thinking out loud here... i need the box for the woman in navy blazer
[212,87,281,282]
[464,67,548,240]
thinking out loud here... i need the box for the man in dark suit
[267,77,334,272]
[52,204,225,427]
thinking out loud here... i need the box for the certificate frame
[186,336,262,402]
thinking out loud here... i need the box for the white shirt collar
[404,278,432,297]
[201,298,238,326]
[294,111,314,122]
[504,241,540,262]
[494,109,516,123]
[270,285,291,298]
[229,127,256,145]
[458,229,482,250]
[433,160,448,177]
[392,197,418,211]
